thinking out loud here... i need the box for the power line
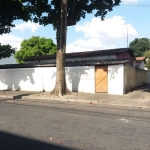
[120,1,150,7]
[122,1,150,5]
[127,26,128,48]
[121,4,150,7]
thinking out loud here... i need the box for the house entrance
[95,66,108,93]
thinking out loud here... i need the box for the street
[0,98,150,150]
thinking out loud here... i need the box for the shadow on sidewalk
[0,91,43,99]
[13,92,40,99]
[0,130,77,150]
[136,84,150,92]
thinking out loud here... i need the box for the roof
[0,58,133,69]
[24,48,135,61]
[136,57,146,64]
[136,57,145,61]
[66,58,133,66]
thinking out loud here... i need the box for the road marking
[118,118,130,124]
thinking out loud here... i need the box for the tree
[31,0,121,96]
[0,43,16,59]
[15,36,57,64]
[144,51,150,71]
[129,38,149,57]
[0,0,31,62]
[0,0,121,96]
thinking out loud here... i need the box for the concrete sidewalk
[1,86,150,108]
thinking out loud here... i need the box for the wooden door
[95,66,108,93]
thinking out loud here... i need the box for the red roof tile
[136,57,145,61]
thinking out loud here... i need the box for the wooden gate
[95,66,108,93]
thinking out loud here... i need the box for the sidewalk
[1,88,150,108]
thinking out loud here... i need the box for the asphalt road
[0,98,150,150]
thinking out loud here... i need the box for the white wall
[66,66,95,93]
[108,64,124,95]
[0,66,95,93]
[137,61,145,70]
[0,67,56,91]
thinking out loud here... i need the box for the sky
[1,0,150,53]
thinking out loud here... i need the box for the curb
[15,96,150,109]
[22,96,100,104]
[1,95,150,109]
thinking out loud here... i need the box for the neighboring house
[135,57,147,70]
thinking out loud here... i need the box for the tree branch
[67,0,77,26]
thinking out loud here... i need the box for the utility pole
[149,38,150,50]
[127,26,128,48]
[38,37,40,63]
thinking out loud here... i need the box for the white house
[0,48,148,95]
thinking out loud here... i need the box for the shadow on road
[0,130,77,150]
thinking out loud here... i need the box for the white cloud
[0,21,40,51]
[0,21,41,51]
[66,16,138,53]
[75,16,137,40]
[67,38,116,53]
[13,21,41,33]
[122,0,142,4]
[0,34,23,50]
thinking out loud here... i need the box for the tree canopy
[0,0,121,34]
[0,43,16,59]
[33,0,120,28]
[15,36,57,64]
[0,0,31,34]
[129,38,150,57]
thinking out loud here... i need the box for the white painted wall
[0,66,95,93]
[0,67,56,91]
[108,64,124,95]
[137,61,145,70]
[66,66,95,93]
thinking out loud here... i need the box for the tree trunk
[51,0,70,96]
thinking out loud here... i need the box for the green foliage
[15,36,57,64]
[0,0,121,34]
[0,0,31,34]
[0,43,16,59]
[129,38,149,57]
[29,0,120,28]
[28,0,121,28]
[144,51,150,71]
